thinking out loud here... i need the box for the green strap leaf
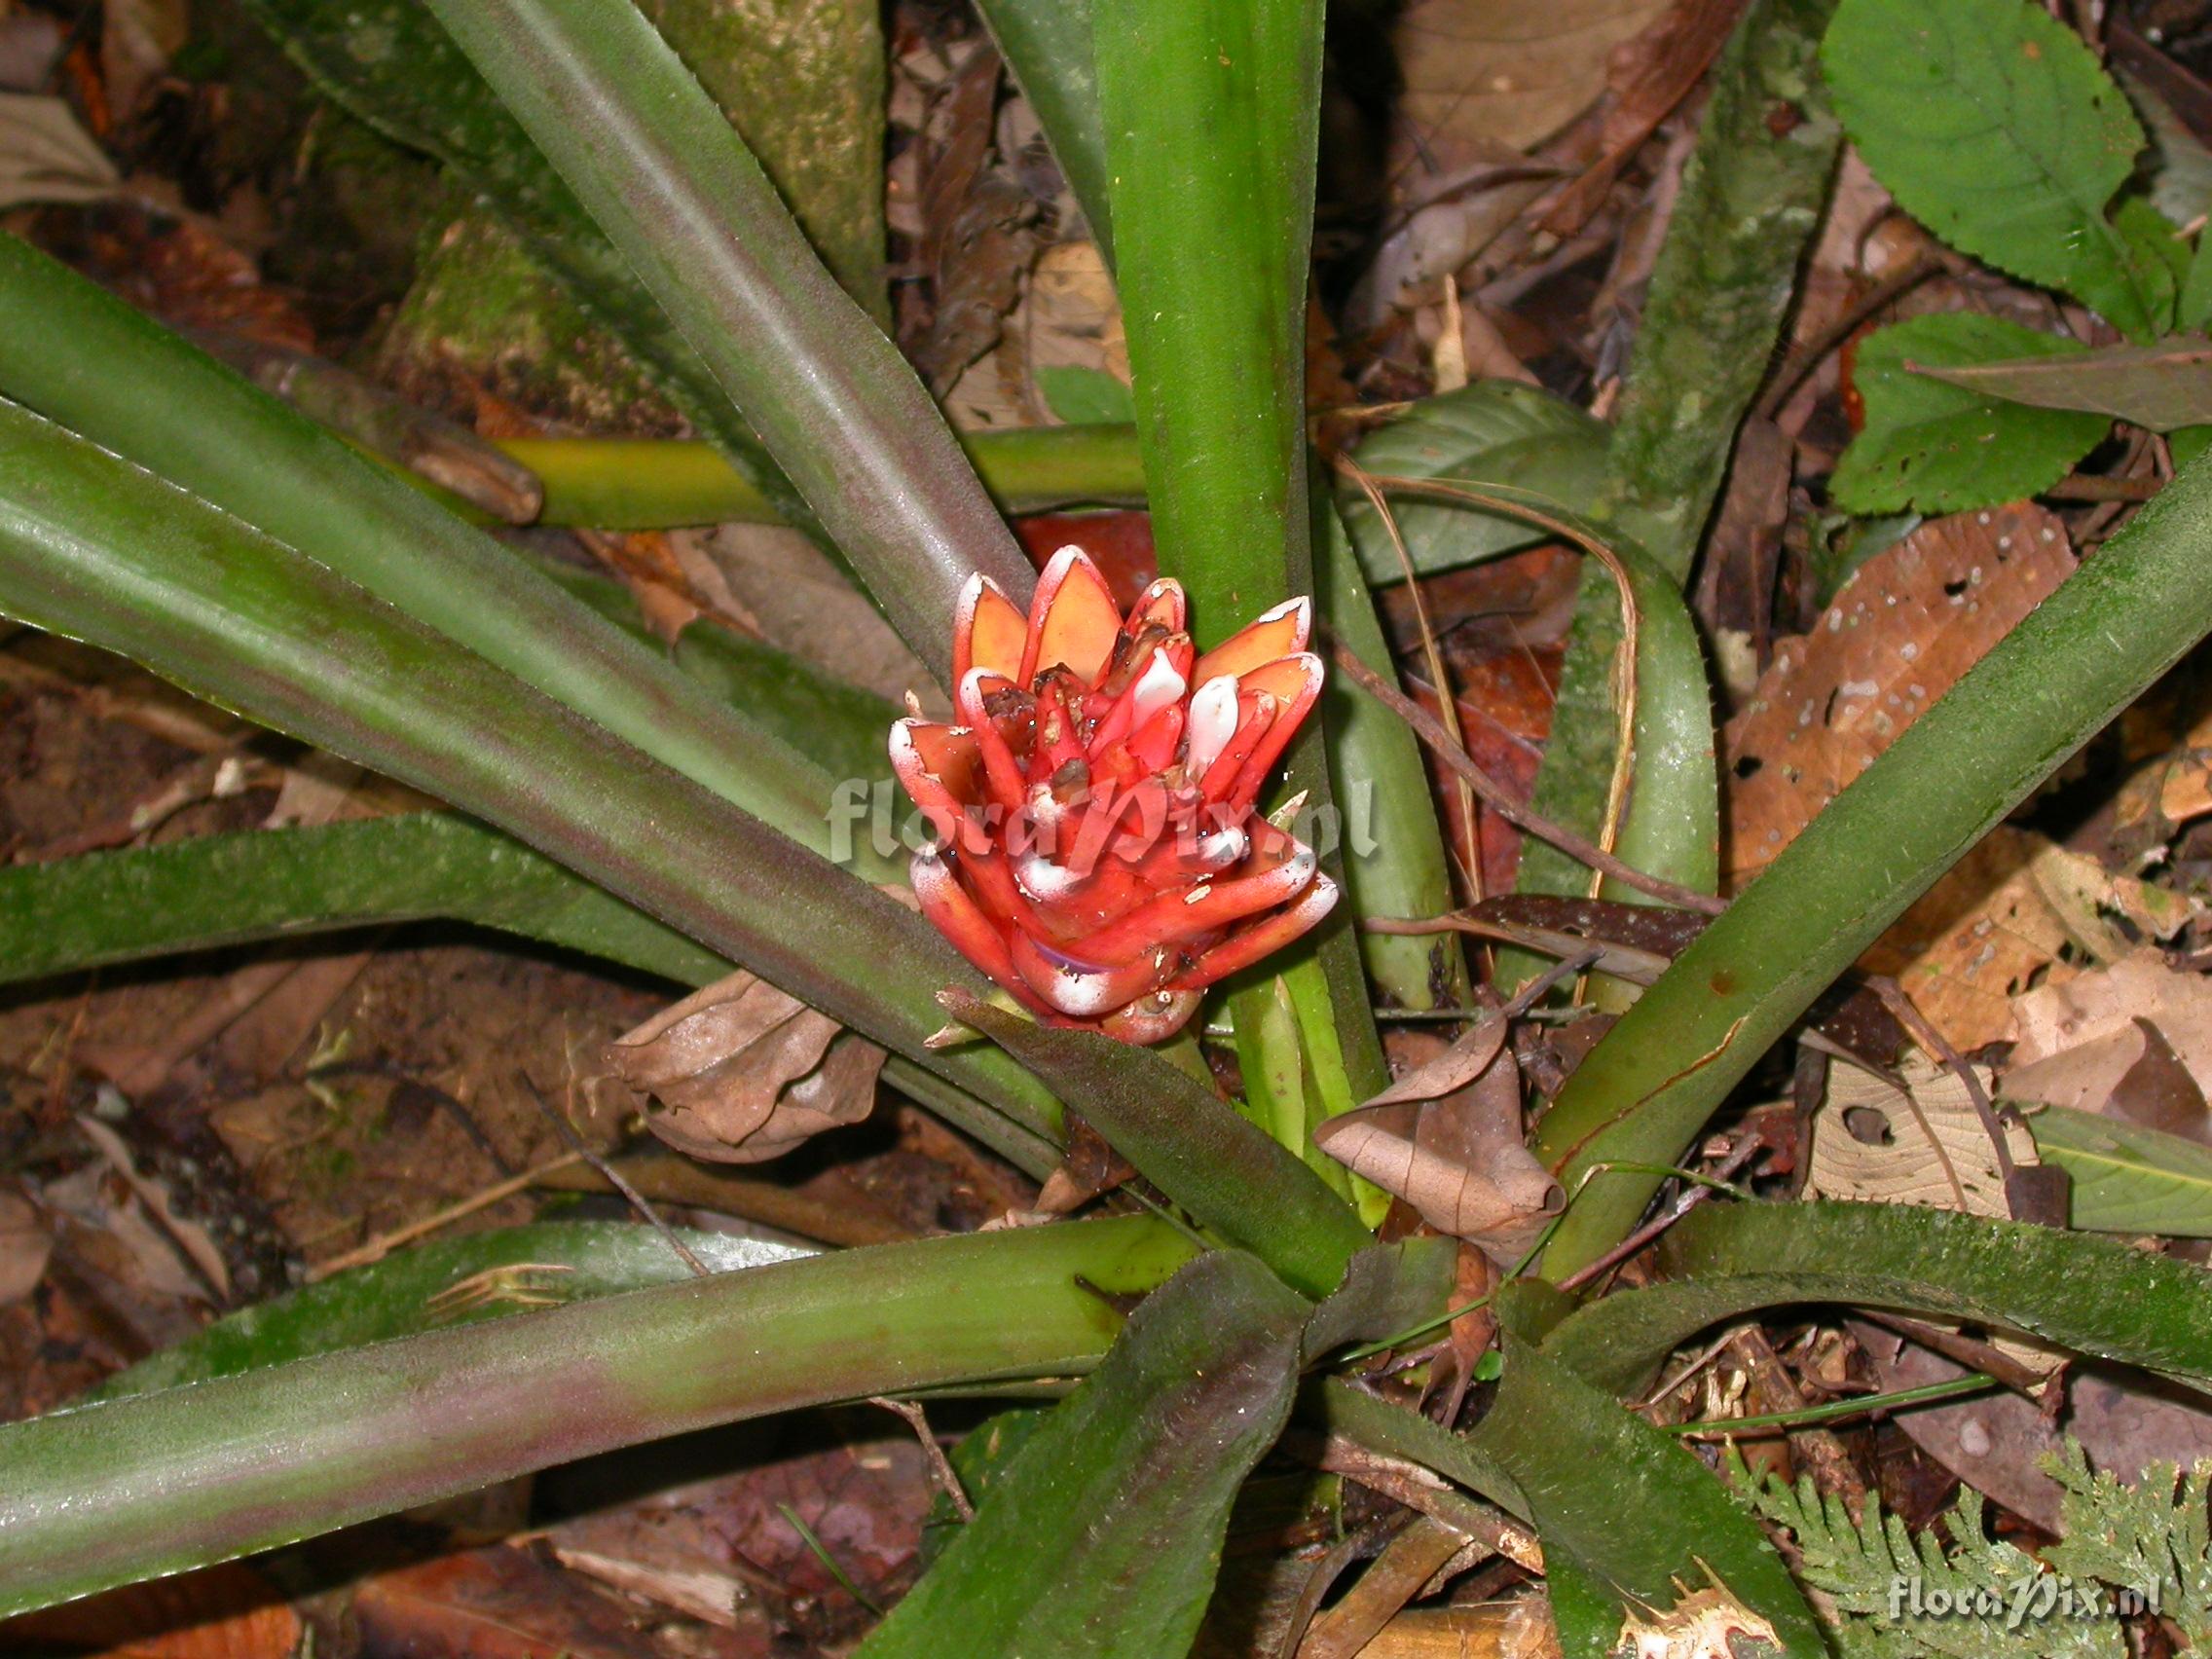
[1830,313,2110,514]
[0,234,898,880]
[1543,1201,2212,1399]
[1466,1286,1826,1658]
[855,1250,1307,1658]
[1095,0,1322,645]
[1825,0,2172,338]
[1530,439,2212,1278]
[1316,495,1469,1013]
[942,994,1371,1301]
[92,1222,814,1399]
[0,1218,1196,1618]
[414,0,1034,684]
[0,400,1071,1158]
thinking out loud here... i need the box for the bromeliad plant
[2,0,2212,1652]
[895,554,1333,1041]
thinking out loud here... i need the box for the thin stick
[1354,474,1648,908]
[1339,456,1485,898]
[1670,1372,1998,1439]
[519,1072,709,1278]
[307,1149,587,1280]
[1324,638,1726,914]
[871,1396,974,1522]
[1752,254,1939,422]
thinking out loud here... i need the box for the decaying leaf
[1808,1054,2035,1218]
[2009,950,2212,1108]
[0,91,119,209]
[1392,0,1674,160]
[1860,826,2194,1050]
[610,970,886,1163]
[1356,1010,1509,1110]
[0,1185,51,1304]
[1318,1035,1559,1257]
[2005,1019,2208,1135]
[1616,1579,1779,1659]
[1725,503,2074,886]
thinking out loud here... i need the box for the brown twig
[1339,456,1484,896]
[869,1396,974,1522]
[2043,473,2162,503]
[1324,637,1726,915]
[1751,254,1940,422]
[306,1149,587,1280]
[520,1072,709,1278]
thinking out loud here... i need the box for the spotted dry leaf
[610,970,885,1164]
[1724,501,2074,886]
[1809,1054,2033,1217]
[1860,826,2193,1049]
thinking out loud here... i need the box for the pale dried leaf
[1725,503,2074,886]
[1860,826,2193,1049]
[612,970,885,1163]
[2003,1019,2206,1133]
[0,1185,51,1303]
[1809,1054,2034,1217]
[1359,1011,1509,1109]
[1618,1581,1778,1659]
[2011,950,2212,1103]
[0,92,119,208]
[1315,1113,1559,1241]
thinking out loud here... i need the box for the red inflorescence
[890,546,1337,1044]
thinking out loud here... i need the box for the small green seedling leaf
[1830,313,2110,512]
[1034,363,1135,425]
[2027,1103,2212,1236]
[1340,381,1609,580]
[1825,0,2171,338]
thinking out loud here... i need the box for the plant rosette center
[890,547,1335,1043]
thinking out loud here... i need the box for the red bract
[890,546,1337,1044]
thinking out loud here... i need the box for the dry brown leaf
[1724,503,2074,886]
[1808,1054,2033,1217]
[2010,949,2212,1104]
[1859,826,2193,1050]
[1392,0,1674,161]
[2002,1018,2209,1141]
[75,1115,230,1300]
[1541,0,1747,235]
[1357,1010,1509,1109]
[1319,1037,1559,1252]
[0,1563,301,1659]
[1318,1113,1558,1240]
[612,969,885,1163]
[0,1184,51,1303]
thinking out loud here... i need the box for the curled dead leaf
[610,971,885,1164]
